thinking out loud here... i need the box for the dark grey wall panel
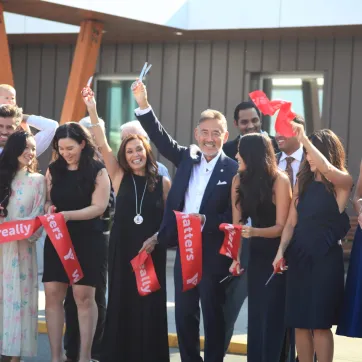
[100,44,117,74]
[279,38,298,71]
[25,45,42,115]
[262,40,280,73]
[329,38,353,147]
[175,42,195,147]
[346,37,362,182]
[209,42,228,113]
[158,43,179,174]
[115,44,132,73]
[53,45,72,121]
[11,45,27,107]
[315,39,334,128]
[225,41,245,139]
[40,45,56,119]
[192,42,212,132]
[297,39,316,71]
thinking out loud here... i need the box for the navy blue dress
[285,181,350,329]
[337,226,362,337]
[247,198,287,362]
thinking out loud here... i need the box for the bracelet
[89,122,101,128]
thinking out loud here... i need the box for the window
[95,76,139,153]
[253,73,324,136]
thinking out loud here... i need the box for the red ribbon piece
[174,211,203,291]
[131,250,161,296]
[0,213,83,284]
[219,223,242,276]
[249,90,296,137]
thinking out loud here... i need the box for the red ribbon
[219,223,242,276]
[249,90,296,137]
[174,211,203,291]
[130,250,161,296]
[0,213,83,284]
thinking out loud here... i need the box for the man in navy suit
[132,81,238,362]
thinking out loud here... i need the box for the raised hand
[81,86,96,112]
[291,121,307,143]
[131,79,149,109]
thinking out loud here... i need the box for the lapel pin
[220,169,224,172]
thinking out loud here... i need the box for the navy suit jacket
[136,110,238,275]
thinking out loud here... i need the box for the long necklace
[132,175,147,225]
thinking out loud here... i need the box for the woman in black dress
[82,87,171,362]
[231,133,292,362]
[43,123,111,362]
[274,124,352,362]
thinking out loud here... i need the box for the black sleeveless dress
[247,198,287,362]
[101,173,169,362]
[285,181,350,329]
[43,160,107,286]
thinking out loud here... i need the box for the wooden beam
[0,3,14,86]
[60,20,103,124]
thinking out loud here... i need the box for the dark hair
[50,123,101,198]
[0,104,23,127]
[234,101,261,121]
[237,133,278,224]
[293,115,306,129]
[117,134,158,192]
[297,129,347,199]
[0,131,38,217]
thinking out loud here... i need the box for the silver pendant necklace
[132,175,147,225]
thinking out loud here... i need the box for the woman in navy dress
[231,133,292,362]
[337,160,362,338]
[274,124,352,362]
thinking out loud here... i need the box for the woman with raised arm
[273,124,353,362]
[337,160,362,338]
[42,123,111,362]
[81,87,171,362]
[0,131,46,361]
[231,133,292,362]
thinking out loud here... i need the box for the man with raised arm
[132,81,238,362]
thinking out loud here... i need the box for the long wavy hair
[0,131,38,217]
[297,129,347,199]
[117,134,158,191]
[237,133,278,224]
[50,123,101,198]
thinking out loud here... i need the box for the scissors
[219,262,243,283]
[131,62,152,90]
[265,258,287,286]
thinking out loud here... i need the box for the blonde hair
[0,104,23,126]
[0,84,16,94]
[199,109,228,132]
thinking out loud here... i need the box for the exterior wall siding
[10,38,362,192]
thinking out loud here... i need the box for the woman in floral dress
[0,131,46,361]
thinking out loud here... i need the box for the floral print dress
[0,169,46,357]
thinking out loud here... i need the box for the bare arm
[45,169,53,214]
[353,161,362,214]
[82,88,124,189]
[276,181,299,256]
[293,122,353,190]
[354,161,362,228]
[162,176,171,205]
[23,115,58,157]
[231,175,242,225]
[251,173,292,238]
[62,168,111,221]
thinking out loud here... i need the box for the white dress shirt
[183,153,221,214]
[278,146,304,186]
[0,115,58,157]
